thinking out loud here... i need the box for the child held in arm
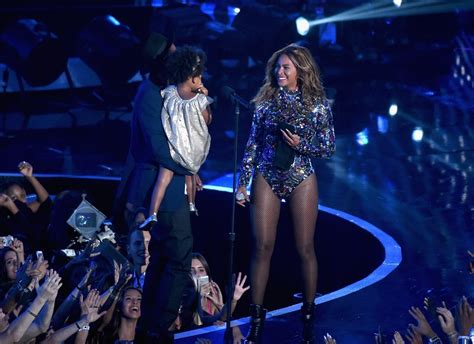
[140,46,212,229]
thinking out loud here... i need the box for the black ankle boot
[301,302,315,344]
[245,304,267,343]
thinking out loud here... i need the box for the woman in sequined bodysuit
[236,44,335,344]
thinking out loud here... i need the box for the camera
[67,194,106,240]
[0,235,14,247]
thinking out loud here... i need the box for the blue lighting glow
[200,2,216,18]
[377,116,389,134]
[412,128,424,142]
[389,104,398,116]
[356,128,369,146]
[105,15,120,26]
[151,0,165,7]
[296,17,310,36]
[393,0,402,7]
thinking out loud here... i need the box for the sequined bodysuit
[238,88,335,199]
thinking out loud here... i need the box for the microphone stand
[224,97,240,343]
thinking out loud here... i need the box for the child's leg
[185,175,196,206]
[149,167,175,216]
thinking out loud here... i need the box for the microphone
[221,86,252,110]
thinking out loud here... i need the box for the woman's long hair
[253,44,325,108]
[91,286,142,343]
[192,252,213,282]
[0,247,17,284]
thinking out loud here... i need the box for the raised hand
[10,238,24,263]
[18,161,33,177]
[80,289,106,323]
[0,193,16,210]
[408,306,437,338]
[437,302,457,336]
[232,272,250,301]
[27,257,49,281]
[405,325,423,344]
[37,270,62,301]
[392,331,405,344]
[324,333,337,344]
[457,296,474,336]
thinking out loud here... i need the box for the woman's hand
[392,331,405,344]
[10,238,24,264]
[37,270,62,302]
[458,296,474,336]
[437,302,456,336]
[0,194,17,213]
[405,326,423,344]
[280,128,300,149]
[27,257,49,281]
[235,186,250,208]
[18,161,33,178]
[80,289,106,323]
[324,333,337,344]
[408,306,437,338]
[232,272,250,301]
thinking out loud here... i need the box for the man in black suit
[117,32,193,343]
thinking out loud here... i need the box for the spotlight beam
[310,0,440,25]
[309,0,474,26]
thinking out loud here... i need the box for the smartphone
[0,235,13,247]
[36,250,44,260]
[198,275,209,288]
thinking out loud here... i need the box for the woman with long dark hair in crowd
[236,44,335,343]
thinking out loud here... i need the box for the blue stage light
[393,0,403,8]
[106,15,120,26]
[377,116,389,133]
[296,17,310,36]
[356,128,369,146]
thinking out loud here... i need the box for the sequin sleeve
[238,105,265,187]
[296,99,335,158]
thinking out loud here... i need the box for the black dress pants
[141,204,193,343]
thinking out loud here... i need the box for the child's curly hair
[165,45,206,85]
